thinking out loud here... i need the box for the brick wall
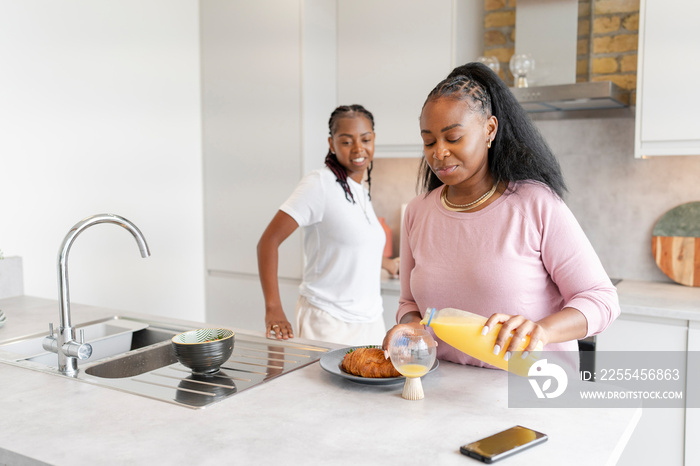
[589,0,639,104]
[483,0,639,104]
[577,1,592,83]
[483,0,516,82]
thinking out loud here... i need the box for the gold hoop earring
[487,139,492,149]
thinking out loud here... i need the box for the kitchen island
[0,296,639,466]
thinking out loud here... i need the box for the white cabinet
[201,0,304,278]
[201,1,483,325]
[381,287,401,331]
[687,322,700,465]
[337,0,483,157]
[596,314,688,465]
[635,0,700,157]
[595,314,688,352]
[201,1,336,323]
[206,273,300,333]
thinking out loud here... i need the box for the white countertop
[615,279,700,321]
[0,296,639,466]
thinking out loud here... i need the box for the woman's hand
[265,306,294,340]
[483,313,548,360]
[381,310,424,354]
[381,322,424,353]
[483,308,588,360]
[382,256,400,277]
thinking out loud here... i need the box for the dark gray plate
[319,346,438,385]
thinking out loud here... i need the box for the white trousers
[294,295,386,346]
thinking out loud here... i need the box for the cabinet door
[381,288,401,331]
[201,0,303,277]
[206,273,299,333]
[635,0,700,157]
[687,321,700,465]
[595,314,688,352]
[337,0,482,154]
[595,314,688,465]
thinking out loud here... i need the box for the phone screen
[459,425,547,463]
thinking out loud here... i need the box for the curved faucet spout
[50,213,150,375]
[57,213,150,329]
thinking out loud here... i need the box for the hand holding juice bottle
[420,307,543,377]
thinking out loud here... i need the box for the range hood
[510,0,628,113]
[510,81,627,113]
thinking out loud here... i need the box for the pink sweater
[397,181,620,368]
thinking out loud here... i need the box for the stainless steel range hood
[511,0,628,113]
[510,81,627,113]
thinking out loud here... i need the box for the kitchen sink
[80,332,329,408]
[0,317,174,367]
[0,317,330,409]
[85,342,177,378]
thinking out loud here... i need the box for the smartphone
[459,425,547,463]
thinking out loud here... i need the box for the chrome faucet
[43,214,150,375]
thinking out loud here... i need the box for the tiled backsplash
[371,158,423,256]
[371,112,700,282]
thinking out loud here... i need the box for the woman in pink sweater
[383,62,619,369]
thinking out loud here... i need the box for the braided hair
[325,104,375,203]
[418,62,567,198]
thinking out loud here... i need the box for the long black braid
[418,62,567,198]
[325,104,375,203]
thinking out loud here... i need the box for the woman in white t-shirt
[257,105,400,345]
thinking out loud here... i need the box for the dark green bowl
[171,328,234,374]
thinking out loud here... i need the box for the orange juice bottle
[420,308,542,377]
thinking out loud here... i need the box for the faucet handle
[42,323,58,353]
[62,340,93,360]
[79,328,85,344]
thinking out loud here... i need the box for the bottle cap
[424,308,436,327]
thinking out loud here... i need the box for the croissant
[341,347,401,378]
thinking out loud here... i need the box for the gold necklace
[441,181,499,212]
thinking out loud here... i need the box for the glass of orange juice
[387,328,437,400]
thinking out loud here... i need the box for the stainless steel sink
[0,317,165,366]
[85,341,177,378]
[81,332,329,408]
[0,317,329,409]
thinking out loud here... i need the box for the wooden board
[652,202,700,287]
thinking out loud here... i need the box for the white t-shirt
[280,167,385,322]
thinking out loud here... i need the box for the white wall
[0,0,206,321]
